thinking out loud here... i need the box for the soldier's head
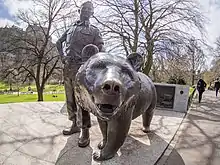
[79,1,94,21]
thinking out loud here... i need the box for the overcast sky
[0,0,220,46]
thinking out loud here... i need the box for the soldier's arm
[56,30,68,57]
[93,28,105,52]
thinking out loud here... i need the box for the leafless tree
[215,36,220,57]
[152,44,191,83]
[2,0,77,101]
[149,37,206,84]
[187,39,206,85]
[207,36,220,82]
[94,0,207,75]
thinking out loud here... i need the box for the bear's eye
[121,67,135,80]
[91,62,106,70]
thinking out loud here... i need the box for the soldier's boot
[63,121,80,136]
[78,128,90,147]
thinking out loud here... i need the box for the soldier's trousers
[63,64,91,128]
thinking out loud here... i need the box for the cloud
[0,18,14,27]
[199,0,220,44]
[0,0,33,28]
[3,0,33,16]
[208,9,220,44]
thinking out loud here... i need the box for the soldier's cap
[81,1,94,8]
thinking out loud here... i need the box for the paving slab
[0,102,184,165]
[0,153,7,164]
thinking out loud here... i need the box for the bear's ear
[127,53,144,72]
[82,44,99,62]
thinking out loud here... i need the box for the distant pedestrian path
[162,90,220,165]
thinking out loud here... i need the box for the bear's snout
[102,79,123,95]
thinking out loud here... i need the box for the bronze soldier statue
[56,1,104,147]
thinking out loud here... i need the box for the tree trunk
[37,88,44,101]
[192,70,195,86]
[143,54,153,75]
[191,44,195,86]
[151,64,157,82]
[9,83,12,91]
[36,81,44,101]
[143,44,154,75]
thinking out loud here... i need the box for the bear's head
[75,44,142,120]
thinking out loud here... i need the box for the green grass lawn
[0,82,66,103]
[0,93,65,104]
[0,81,196,104]
[189,87,196,96]
[0,82,9,90]
[19,84,65,92]
[0,87,195,104]
[0,82,65,92]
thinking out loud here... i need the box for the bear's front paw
[93,151,115,161]
[93,151,102,161]
[98,140,106,150]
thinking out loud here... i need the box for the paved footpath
[0,101,185,165]
[158,90,220,165]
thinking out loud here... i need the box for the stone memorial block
[154,83,189,113]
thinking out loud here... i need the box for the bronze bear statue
[74,45,157,161]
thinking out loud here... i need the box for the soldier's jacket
[59,21,104,67]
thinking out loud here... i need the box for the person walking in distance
[196,79,207,103]
[56,1,105,147]
[214,78,220,97]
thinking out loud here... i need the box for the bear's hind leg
[142,89,156,133]
[142,111,154,133]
